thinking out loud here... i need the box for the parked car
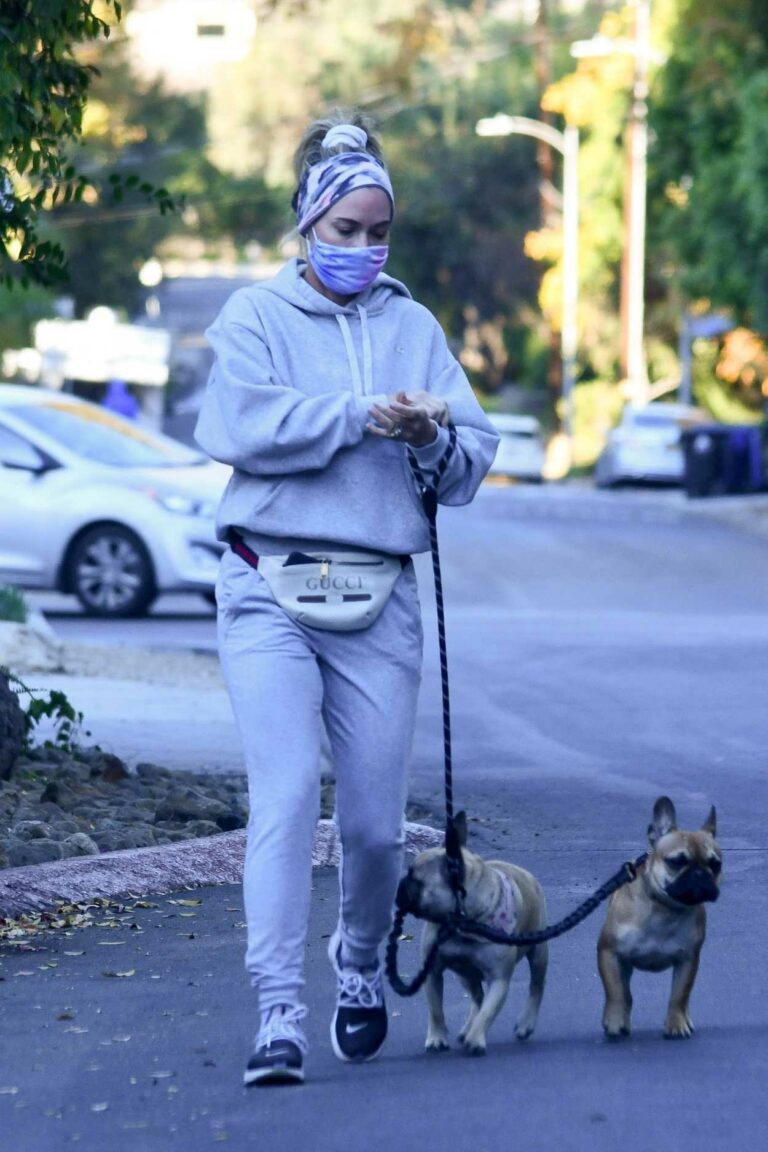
[0,385,229,617]
[486,413,546,482]
[594,402,707,488]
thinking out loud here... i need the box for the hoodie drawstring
[337,305,373,396]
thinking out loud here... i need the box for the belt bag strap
[229,532,409,632]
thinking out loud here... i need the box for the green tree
[649,0,768,332]
[0,0,176,290]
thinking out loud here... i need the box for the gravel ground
[2,642,333,873]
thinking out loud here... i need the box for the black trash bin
[681,426,726,497]
[682,423,766,498]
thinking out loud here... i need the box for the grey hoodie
[194,259,499,556]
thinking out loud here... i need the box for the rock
[5,838,64,867]
[136,762,174,780]
[96,753,130,783]
[181,819,224,839]
[0,672,26,781]
[90,825,158,852]
[60,832,100,858]
[155,786,232,826]
[12,820,53,841]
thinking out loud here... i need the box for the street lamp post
[476,113,579,439]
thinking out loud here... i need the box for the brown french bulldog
[597,796,722,1040]
[397,812,548,1056]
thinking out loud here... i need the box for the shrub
[0,585,28,624]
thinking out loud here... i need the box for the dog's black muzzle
[666,866,720,906]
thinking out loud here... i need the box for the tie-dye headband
[293,124,395,236]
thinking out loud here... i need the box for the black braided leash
[386,422,648,997]
[386,852,649,997]
[405,425,466,898]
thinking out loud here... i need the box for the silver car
[595,402,706,488]
[486,413,546,482]
[0,385,228,617]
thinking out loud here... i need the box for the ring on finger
[388,423,403,439]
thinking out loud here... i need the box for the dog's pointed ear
[454,810,468,848]
[648,796,677,846]
[701,805,717,837]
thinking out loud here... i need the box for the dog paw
[461,1037,487,1057]
[425,1039,450,1054]
[515,1024,534,1041]
[664,1013,694,1039]
[602,1024,630,1041]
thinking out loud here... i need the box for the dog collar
[487,866,517,932]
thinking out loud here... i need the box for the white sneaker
[244,1004,308,1086]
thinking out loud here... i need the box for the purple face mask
[308,232,389,296]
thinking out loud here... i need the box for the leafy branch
[0,0,179,288]
[2,666,89,754]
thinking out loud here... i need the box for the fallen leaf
[90,1102,109,1113]
[112,1035,132,1042]
[97,941,127,947]
[0,1087,19,1095]
[64,951,85,957]
[102,970,136,978]
[168,899,202,907]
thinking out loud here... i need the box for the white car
[595,403,707,488]
[0,385,229,617]
[486,413,546,482]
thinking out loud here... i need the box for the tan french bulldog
[397,812,548,1056]
[598,795,722,1040]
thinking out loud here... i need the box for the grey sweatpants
[216,547,423,1013]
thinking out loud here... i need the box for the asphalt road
[10,483,768,1151]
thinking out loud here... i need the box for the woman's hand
[367,391,450,448]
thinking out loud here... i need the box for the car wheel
[67,525,156,618]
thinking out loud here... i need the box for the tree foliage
[0,0,174,290]
[649,0,768,333]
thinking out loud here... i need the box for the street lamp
[476,113,579,439]
[572,0,654,404]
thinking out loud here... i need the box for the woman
[195,110,498,1085]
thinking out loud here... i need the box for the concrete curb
[0,820,443,917]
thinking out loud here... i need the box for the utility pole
[620,0,651,404]
[534,1,563,428]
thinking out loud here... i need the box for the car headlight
[143,489,218,518]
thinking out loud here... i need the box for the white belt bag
[229,532,409,632]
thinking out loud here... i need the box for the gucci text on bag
[229,532,409,631]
